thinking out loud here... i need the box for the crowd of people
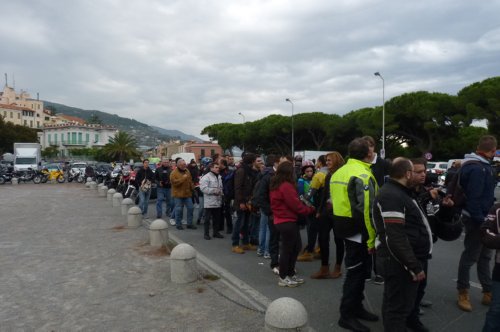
[133,134,499,332]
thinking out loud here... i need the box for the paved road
[0,183,262,331]
[167,191,500,332]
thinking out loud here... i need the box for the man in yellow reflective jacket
[331,137,378,332]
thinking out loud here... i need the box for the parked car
[427,161,448,175]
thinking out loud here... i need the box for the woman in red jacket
[270,161,315,287]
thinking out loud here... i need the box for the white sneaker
[182,219,187,225]
[290,275,305,284]
[272,267,280,275]
[169,218,176,226]
[278,276,298,288]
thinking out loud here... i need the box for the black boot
[338,316,370,332]
[204,234,211,240]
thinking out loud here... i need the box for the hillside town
[0,81,223,163]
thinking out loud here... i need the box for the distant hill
[150,126,202,142]
[42,101,202,146]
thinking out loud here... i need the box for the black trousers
[267,215,280,269]
[407,259,428,323]
[204,208,222,236]
[305,215,319,252]
[318,215,345,266]
[340,239,370,318]
[220,198,233,232]
[377,254,420,332]
[275,221,302,279]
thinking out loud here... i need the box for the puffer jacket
[200,171,223,208]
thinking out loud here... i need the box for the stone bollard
[11,177,19,185]
[121,198,134,216]
[85,181,91,188]
[170,243,198,284]
[149,219,168,247]
[107,188,116,201]
[127,206,142,228]
[86,177,93,183]
[264,297,310,332]
[98,185,108,197]
[113,192,123,207]
[89,181,97,190]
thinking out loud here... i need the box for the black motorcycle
[67,168,85,183]
[0,168,14,184]
[14,168,38,183]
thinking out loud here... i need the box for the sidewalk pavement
[0,184,263,331]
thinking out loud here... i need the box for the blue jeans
[174,197,194,227]
[249,213,260,245]
[232,210,250,246]
[138,189,151,216]
[258,210,270,255]
[156,187,171,217]
[483,280,500,332]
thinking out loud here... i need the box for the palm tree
[104,131,139,162]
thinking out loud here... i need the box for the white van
[171,153,197,164]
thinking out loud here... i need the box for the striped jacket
[373,179,433,275]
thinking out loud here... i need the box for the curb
[168,232,271,313]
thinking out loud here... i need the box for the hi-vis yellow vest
[330,158,378,248]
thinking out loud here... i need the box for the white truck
[13,143,41,171]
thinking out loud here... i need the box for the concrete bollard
[264,297,310,332]
[86,177,93,183]
[170,243,198,284]
[11,177,19,185]
[113,192,123,207]
[127,206,142,228]
[85,181,91,188]
[149,219,168,247]
[98,185,108,197]
[121,198,134,216]
[89,181,97,190]
[107,188,116,201]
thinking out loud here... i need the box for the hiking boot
[330,263,342,279]
[278,276,298,288]
[232,246,245,254]
[297,251,314,262]
[310,265,332,279]
[313,246,321,259]
[482,292,492,306]
[241,244,257,251]
[457,289,472,312]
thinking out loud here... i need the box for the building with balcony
[41,123,117,158]
[180,141,223,162]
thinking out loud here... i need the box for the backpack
[447,160,483,209]
[222,170,236,199]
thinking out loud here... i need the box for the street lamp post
[285,98,294,157]
[374,72,385,159]
[238,112,246,152]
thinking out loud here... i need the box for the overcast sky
[2,0,500,137]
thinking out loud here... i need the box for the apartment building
[41,123,117,157]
